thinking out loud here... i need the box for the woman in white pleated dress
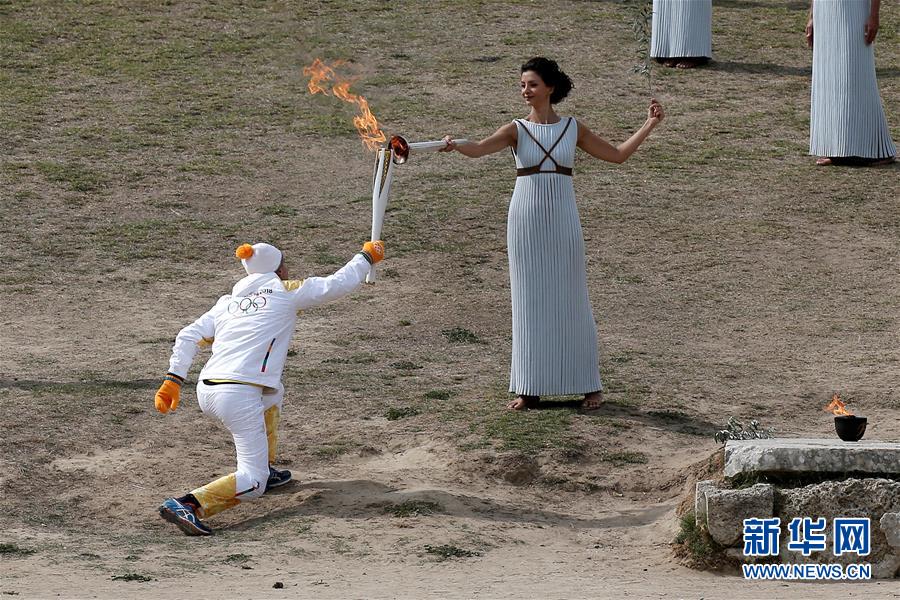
[442,57,664,410]
[651,0,712,69]
[806,0,896,166]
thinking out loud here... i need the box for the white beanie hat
[235,243,283,275]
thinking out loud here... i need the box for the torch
[302,59,472,282]
[366,146,396,283]
[389,135,470,165]
[365,135,469,284]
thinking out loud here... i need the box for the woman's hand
[864,13,879,45]
[647,99,665,125]
[440,135,457,152]
[805,17,813,48]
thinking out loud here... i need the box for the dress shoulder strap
[513,117,574,177]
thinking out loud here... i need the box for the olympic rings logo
[227,295,268,315]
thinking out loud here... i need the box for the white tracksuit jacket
[168,254,370,388]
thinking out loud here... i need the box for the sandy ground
[2,0,899,598]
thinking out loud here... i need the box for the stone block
[694,480,718,527]
[705,483,774,547]
[879,512,900,550]
[725,438,900,478]
[778,478,900,578]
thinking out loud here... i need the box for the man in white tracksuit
[154,239,384,535]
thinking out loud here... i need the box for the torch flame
[824,393,853,417]
[302,58,386,151]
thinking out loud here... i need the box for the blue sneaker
[265,466,292,492]
[158,498,212,536]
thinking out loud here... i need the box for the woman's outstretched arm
[576,99,664,164]
[441,122,518,158]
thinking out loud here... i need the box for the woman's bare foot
[816,156,894,167]
[675,57,709,69]
[507,395,540,410]
[581,391,604,411]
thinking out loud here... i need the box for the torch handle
[366,148,394,284]
[407,139,470,153]
[366,219,381,284]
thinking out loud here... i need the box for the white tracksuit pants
[190,381,284,517]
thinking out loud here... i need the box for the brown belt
[516,165,573,177]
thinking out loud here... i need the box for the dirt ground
[2,1,899,598]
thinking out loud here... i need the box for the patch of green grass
[384,500,441,518]
[0,543,34,556]
[313,440,359,458]
[110,573,154,582]
[424,544,481,560]
[645,407,684,419]
[258,204,298,217]
[224,553,251,564]
[312,242,342,265]
[35,161,107,192]
[608,350,646,364]
[137,336,172,345]
[13,190,36,200]
[424,389,452,401]
[384,406,420,421]
[330,537,353,555]
[483,409,574,453]
[442,327,481,344]
[594,417,632,430]
[600,451,648,465]
[614,274,645,284]
[177,157,244,175]
[391,360,422,371]
[87,218,231,262]
[323,353,377,364]
[499,29,545,47]
[674,512,715,560]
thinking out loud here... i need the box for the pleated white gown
[650,0,712,59]
[810,0,896,159]
[508,118,602,396]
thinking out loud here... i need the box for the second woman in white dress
[806,0,895,166]
[651,0,713,69]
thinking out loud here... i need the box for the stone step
[724,438,900,478]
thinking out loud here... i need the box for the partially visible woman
[442,57,664,411]
[807,0,896,166]
[650,0,712,69]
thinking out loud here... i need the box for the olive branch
[629,0,654,96]
[714,417,775,445]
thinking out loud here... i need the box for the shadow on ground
[530,398,718,437]
[225,479,673,533]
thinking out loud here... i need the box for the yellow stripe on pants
[264,405,280,465]
[191,474,241,518]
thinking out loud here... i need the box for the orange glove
[154,373,184,414]
[362,240,385,264]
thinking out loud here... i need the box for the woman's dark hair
[521,57,573,104]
